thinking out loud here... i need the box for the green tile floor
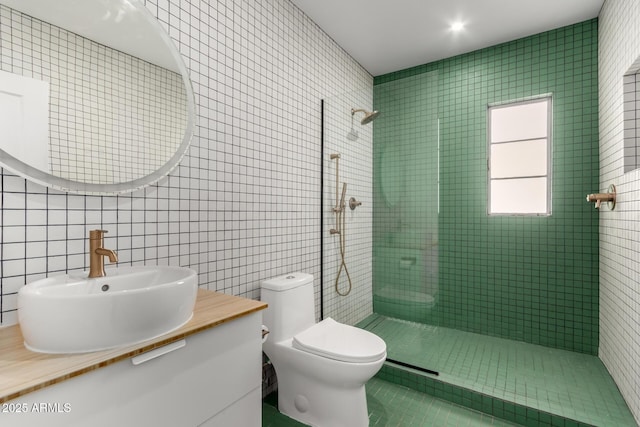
[358,314,636,427]
[263,377,519,427]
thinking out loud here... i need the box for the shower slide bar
[329,152,352,296]
[329,153,347,234]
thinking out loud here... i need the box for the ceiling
[290,0,604,76]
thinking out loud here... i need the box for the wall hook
[586,184,616,210]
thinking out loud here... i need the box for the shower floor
[359,314,636,427]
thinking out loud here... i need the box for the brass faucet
[88,229,118,278]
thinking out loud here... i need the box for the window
[488,96,552,215]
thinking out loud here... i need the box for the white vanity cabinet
[1,311,262,427]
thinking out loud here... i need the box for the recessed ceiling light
[450,21,465,32]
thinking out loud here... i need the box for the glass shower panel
[372,71,439,324]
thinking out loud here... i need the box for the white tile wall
[0,0,373,326]
[598,0,640,423]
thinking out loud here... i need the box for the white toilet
[261,272,386,427]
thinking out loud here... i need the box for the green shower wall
[374,19,599,354]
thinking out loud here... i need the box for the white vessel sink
[18,266,198,354]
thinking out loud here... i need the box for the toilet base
[278,374,369,427]
[264,332,385,426]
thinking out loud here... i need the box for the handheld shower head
[351,108,380,125]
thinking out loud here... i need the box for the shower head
[351,108,380,125]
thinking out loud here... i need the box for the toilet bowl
[261,273,386,427]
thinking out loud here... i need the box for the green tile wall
[373,20,599,354]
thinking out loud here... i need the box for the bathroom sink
[18,266,198,354]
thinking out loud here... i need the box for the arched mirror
[0,0,195,194]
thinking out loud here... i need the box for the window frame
[487,95,553,216]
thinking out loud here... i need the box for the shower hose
[335,205,352,296]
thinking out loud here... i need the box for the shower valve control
[349,197,362,210]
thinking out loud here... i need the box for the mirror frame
[0,0,196,195]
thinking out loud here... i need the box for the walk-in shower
[320,65,629,426]
[318,17,635,424]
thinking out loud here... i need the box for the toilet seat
[292,318,387,363]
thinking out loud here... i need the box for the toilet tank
[260,272,315,343]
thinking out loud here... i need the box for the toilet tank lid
[261,272,313,291]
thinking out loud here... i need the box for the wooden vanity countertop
[0,289,267,403]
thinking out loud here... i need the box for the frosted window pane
[490,100,548,143]
[490,178,548,214]
[490,139,547,178]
